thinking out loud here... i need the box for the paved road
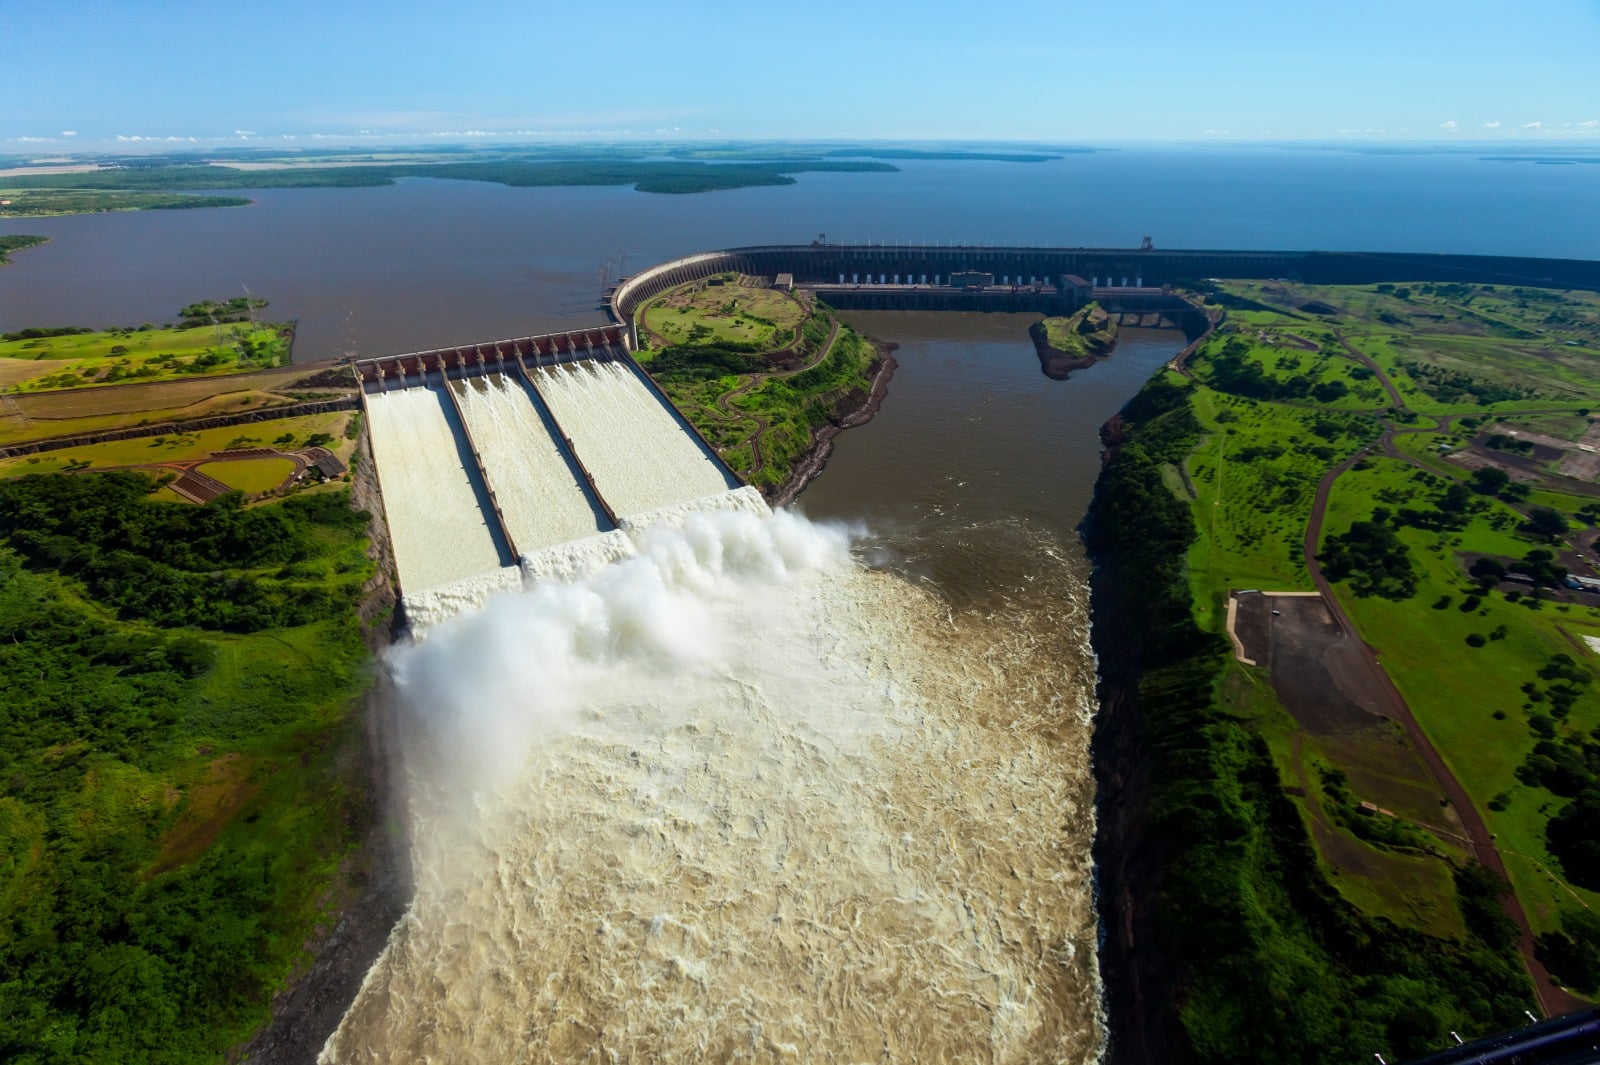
[1301,340,1584,1017]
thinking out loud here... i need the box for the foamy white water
[534,360,736,518]
[365,385,505,594]
[323,505,1102,1064]
[452,372,611,553]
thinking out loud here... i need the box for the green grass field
[638,286,878,491]
[1170,280,1600,995]
[199,456,297,493]
[1,321,292,391]
[0,411,355,480]
[641,278,807,351]
[1320,455,1600,933]
[1038,302,1118,358]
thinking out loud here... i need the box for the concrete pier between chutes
[356,324,746,608]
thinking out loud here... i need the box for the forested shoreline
[1087,377,1534,1065]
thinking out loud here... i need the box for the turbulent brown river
[318,317,1183,1063]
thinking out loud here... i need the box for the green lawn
[198,456,297,494]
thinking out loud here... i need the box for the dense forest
[1088,378,1534,1064]
[0,473,375,1063]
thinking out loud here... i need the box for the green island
[1030,300,1119,378]
[0,191,252,218]
[2,300,292,393]
[1092,279,1600,1064]
[0,235,49,264]
[631,274,887,495]
[0,155,901,215]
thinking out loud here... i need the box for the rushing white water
[534,359,736,519]
[451,371,611,553]
[364,385,505,594]
[322,504,1102,1063]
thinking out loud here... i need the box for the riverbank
[769,344,897,507]
[231,426,411,1063]
[1082,278,1600,1062]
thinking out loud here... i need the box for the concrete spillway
[451,371,612,554]
[359,330,749,617]
[531,359,737,520]
[364,384,508,595]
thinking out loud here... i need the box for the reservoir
[3,147,1596,361]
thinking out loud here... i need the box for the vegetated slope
[639,294,883,494]
[1090,377,1533,1065]
[0,472,376,1062]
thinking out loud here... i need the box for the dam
[356,324,745,614]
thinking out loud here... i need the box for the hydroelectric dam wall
[357,242,1600,602]
[608,243,1600,345]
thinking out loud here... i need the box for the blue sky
[6,0,1600,149]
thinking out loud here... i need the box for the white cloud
[1581,120,1600,129]
[1439,120,1459,131]
[1484,120,1502,128]
[11,135,57,143]
[234,129,256,137]
[1523,121,1543,129]
[60,130,77,136]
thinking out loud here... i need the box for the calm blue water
[2,147,1595,359]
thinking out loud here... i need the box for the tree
[1527,508,1570,540]
[1547,788,1600,890]
[1470,467,1510,494]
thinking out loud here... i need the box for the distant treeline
[1088,377,1534,1064]
[0,192,251,217]
[3,158,899,196]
